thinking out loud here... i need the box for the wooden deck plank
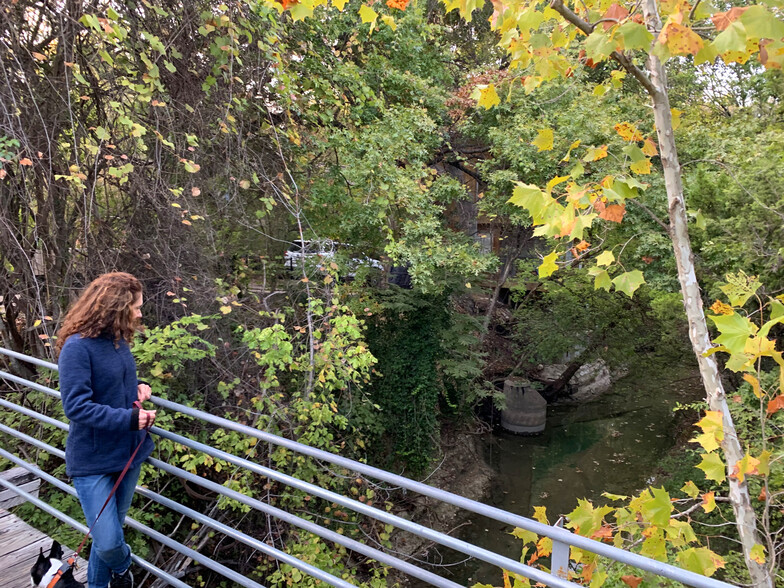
[0,508,88,587]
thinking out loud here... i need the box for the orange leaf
[621,575,643,588]
[0,169,6,179]
[591,525,614,542]
[19,158,33,166]
[503,570,512,588]
[711,7,748,32]
[767,395,784,415]
[641,255,654,264]
[600,203,626,223]
[191,187,201,196]
[758,487,767,501]
[701,491,717,513]
[642,138,658,156]
[574,240,590,252]
[275,0,299,8]
[32,51,47,61]
[602,3,630,31]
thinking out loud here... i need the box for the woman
[56,272,156,588]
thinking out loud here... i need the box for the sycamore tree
[438,0,781,584]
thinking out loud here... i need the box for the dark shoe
[110,569,134,588]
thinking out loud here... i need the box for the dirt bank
[387,424,493,585]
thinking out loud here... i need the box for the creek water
[434,362,705,586]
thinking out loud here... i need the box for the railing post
[551,517,570,579]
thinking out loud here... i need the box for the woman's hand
[139,409,157,429]
[137,383,152,403]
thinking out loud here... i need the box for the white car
[284,239,383,278]
[283,239,335,272]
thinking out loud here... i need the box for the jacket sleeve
[59,340,133,431]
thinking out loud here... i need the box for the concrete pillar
[500,378,546,434]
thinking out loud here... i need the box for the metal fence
[0,346,735,588]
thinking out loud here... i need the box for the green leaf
[740,6,784,39]
[617,21,654,50]
[697,452,726,483]
[770,299,784,320]
[708,312,757,355]
[681,480,700,498]
[510,527,538,545]
[290,0,316,21]
[676,547,725,576]
[711,21,747,54]
[640,487,672,526]
[565,498,613,537]
[639,527,667,560]
[694,42,720,66]
[589,570,608,588]
[570,213,597,241]
[508,182,549,221]
[719,272,761,306]
[588,267,612,292]
[612,270,645,297]
[538,251,559,278]
[584,30,616,62]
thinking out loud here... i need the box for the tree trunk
[642,2,772,585]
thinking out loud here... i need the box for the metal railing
[0,346,735,588]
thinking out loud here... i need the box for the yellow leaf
[630,158,652,174]
[332,0,348,9]
[358,5,378,28]
[477,84,501,109]
[596,250,615,265]
[641,138,658,156]
[532,128,554,152]
[731,452,759,483]
[219,305,232,314]
[671,108,682,130]
[533,505,549,525]
[538,251,559,278]
[742,373,762,399]
[750,543,766,565]
[583,145,608,162]
[690,410,724,452]
[381,14,397,30]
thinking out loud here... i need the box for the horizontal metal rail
[0,446,263,588]
[1,394,465,588]
[0,347,736,588]
[0,412,367,588]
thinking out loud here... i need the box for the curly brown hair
[55,272,143,354]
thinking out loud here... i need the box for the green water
[430,363,704,586]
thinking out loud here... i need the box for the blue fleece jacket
[58,334,154,477]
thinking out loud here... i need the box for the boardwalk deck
[0,508,88,587]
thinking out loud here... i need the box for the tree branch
[549,0,657,96]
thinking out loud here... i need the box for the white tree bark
[641,1,772,585]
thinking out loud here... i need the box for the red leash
[48,401,151,588]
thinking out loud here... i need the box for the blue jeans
[72,463,142,588]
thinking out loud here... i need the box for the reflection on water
[421,363,703,587]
